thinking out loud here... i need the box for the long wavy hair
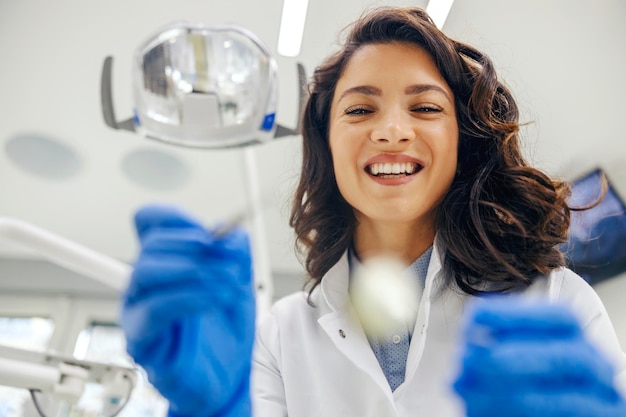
[289,7,572,296]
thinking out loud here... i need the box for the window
[0,316,54,417]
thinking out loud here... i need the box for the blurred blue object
[121,204,256,417]
[562,169,626,284]
[454,297,626,417]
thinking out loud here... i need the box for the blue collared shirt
[350,246,433,391]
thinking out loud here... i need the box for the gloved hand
[453,296,626,417]
[121,204,255,417]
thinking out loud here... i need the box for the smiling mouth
[365,162,423,178]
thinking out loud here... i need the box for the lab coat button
[339,329,346,338]
[392,334,401,344]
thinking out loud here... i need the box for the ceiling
[1,0,625,297]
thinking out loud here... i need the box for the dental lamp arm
[0,217,131,292]
[0,217,135,413]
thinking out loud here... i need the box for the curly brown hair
[289,6,572,296]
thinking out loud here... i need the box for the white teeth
[367,162,420,176]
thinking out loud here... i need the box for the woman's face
[329,42,459,230]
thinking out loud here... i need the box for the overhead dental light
[101,22,306,148]
[100,21,307,315]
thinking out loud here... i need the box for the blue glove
[121,204,255,417]
[453,296,626,417]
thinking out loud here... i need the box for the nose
[370,108,415,145]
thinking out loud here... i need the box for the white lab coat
[252,243,626,417]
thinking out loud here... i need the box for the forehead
[335,42,451,96]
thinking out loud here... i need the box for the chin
[362,208,434,226]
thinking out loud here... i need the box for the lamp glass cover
[132,23,278,148]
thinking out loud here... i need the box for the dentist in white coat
[122,6,626,417]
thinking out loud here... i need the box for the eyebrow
[337,83,453,104]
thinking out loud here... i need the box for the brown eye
[345,106,372,115]
[413,105,442,113]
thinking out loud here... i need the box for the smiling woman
[120,6,626,417]
[328,42,458,263]
[290,7,567,297]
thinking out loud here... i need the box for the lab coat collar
[424,237,446,295]
[317,252,394,401]
[319,251,351,313]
